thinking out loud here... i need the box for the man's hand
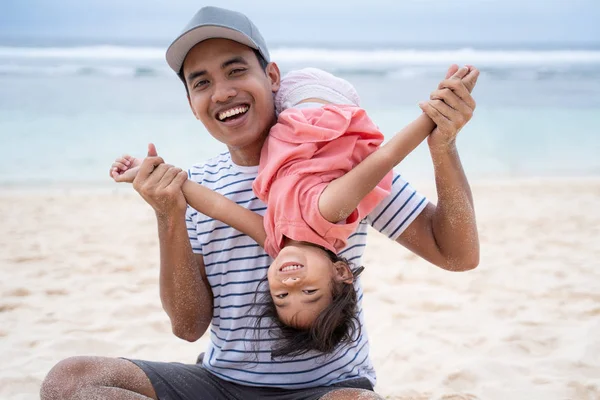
[419,64,480,153]
[132,143,188,219]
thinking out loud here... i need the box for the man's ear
[187,94,200,120]
[333,261,354,285]
[266,62,281,93]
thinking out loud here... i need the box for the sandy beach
[1,179,599,400]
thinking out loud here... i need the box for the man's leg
[40,356,157,400]
[228,377,383,400]
[320,388,384,400]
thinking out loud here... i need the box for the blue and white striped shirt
[186,152,428,389]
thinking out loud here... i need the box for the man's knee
[41,356,92,399]
[40,356,128,399]
[320,388,385,400]
[40,356,156,400]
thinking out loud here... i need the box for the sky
[1,0,598,46]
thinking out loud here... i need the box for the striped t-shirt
[186,152,428,389]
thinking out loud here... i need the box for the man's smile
[215,104,250,122]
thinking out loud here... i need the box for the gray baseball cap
[166,6,270,74]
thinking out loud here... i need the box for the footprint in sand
[10,255,46,263]
[0,303,21,312]
[443,369,479,392]
[149,320,170,334]
[5,288,31,297]
[111,264,136,273]
[45,289,68,296]
[567,381,600,400]
[392,393,431,400]
[440,394,480,400]
[494,306,521,318]
[583,307,600,317]
[378,293,398,304]
[502,333,559,357]
[419,301,460,312]
[36,313,58,324]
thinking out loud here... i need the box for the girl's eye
[303,289,317,295]
[276,293,288,299]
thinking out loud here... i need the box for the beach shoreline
[1,179,599,399]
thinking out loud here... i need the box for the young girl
[111,66,474,356]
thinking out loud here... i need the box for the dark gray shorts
[125,355,374,400]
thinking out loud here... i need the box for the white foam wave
[1,46,600,66]
[272,47,600,66]
[1,63,597,81]
[0,46,164,60]
[0,64,166,78]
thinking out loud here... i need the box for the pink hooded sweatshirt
[253,104,393,258]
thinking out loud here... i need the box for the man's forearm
[319,113,435,223]
[429,144,479,270]
[157,213,212,341]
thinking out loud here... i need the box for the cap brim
[166,25,259,74]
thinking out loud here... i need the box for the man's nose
[211,81,236,103]
[281,277,302,287]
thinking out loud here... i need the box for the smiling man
[41,6,480,400]
[181,40,278,165]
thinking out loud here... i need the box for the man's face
[183,39,280,155]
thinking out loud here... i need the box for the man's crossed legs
[40,356,384,400]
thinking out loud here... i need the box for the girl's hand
[110,154,142,183]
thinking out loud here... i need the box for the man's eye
[193,80,208,89]
[276,293,288,299]
[303,289,317,295]
[230,68,246,75]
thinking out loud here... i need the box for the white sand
[1,179,599,400]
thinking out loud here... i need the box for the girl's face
[267,242,352,329]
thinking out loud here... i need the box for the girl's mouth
[279,262,305,272]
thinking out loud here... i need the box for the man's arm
[132,145,214,342]
[395,147,479,271]
[157,212,214,341]
[396,66,480,271]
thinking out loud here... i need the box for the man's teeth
[281,265,303,272]
[218,106,249,121]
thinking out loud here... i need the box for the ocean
[1,41,599,187]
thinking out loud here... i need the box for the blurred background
[1,0,599,186]
[2,3,600,399]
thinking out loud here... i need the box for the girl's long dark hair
[251,251,364,358]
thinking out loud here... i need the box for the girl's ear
[333,261,354,285]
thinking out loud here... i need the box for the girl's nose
[281,277,301,287]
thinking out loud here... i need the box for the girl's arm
[318,113,435,223]
[182,180,267,248]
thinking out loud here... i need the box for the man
[41,6,479,400]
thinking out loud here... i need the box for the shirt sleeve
[185,168,203,255]
[185,205,203,255]
[366,172,429,240]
